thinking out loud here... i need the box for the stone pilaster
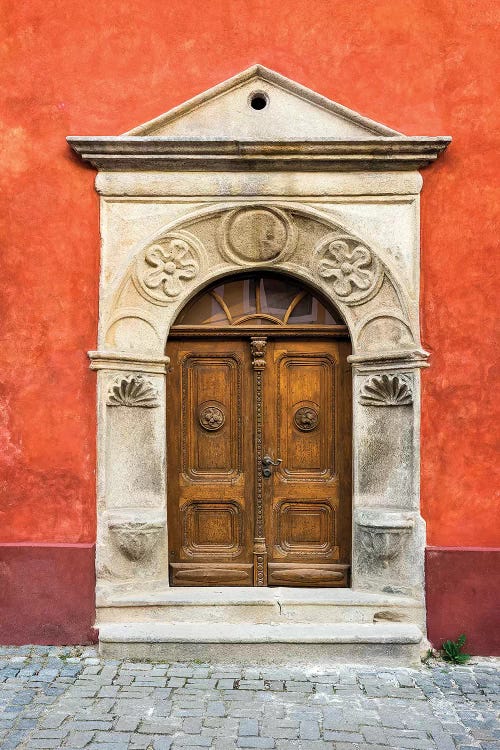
[89,351,169,586]
[349,350,428,598]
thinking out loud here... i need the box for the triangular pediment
[68,65,451,170]
[123,65,402,140]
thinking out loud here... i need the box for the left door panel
[167,338,254,585]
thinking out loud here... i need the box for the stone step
[98,621,424,665]
[96,585,424,627]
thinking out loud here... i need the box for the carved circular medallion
[293,406,319,432]
[315,233,383,305]
[219,206,297,265]
[199,403,225,431]
[134,230,203,306]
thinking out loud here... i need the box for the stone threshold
[96,586,425,632]
[97,584,422,608]
[98,621,424,665]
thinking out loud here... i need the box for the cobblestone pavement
[0,647,498,750]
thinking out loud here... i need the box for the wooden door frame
[168,326,350,339]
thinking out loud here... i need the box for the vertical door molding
[250,336,268,586]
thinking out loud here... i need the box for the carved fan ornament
[316,234,382,305]
[359,374,413,407]
[135,231,201,304]
[107,374,160,408]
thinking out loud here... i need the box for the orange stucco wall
[1,0,499,548]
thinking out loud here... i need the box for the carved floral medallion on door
[166,274,352,587]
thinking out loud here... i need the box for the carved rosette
[359,373,413,406]
[218,206,297,265]
[315,234,382,305]
[198,402,225,431]
[135,231,202,304]
[107,374,160,408]
[357,512,414,568]
[293,405,319,432]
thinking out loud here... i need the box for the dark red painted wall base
[426,547,500,656]
[1,543,499,651]
[0,543,96,645]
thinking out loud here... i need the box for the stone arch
[103,202,418,356]
[91,197,428,610]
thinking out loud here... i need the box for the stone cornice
[88,350,170,374]
[67,136,451,172]
[348,348,430,372]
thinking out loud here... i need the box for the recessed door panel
[273,499,338,558]
[276,354,335,479]
[167,338,254,586]
[267,563,349,586]
[182,354,242,479]
[181,500,243,557]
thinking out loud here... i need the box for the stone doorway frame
[68,65,450,624]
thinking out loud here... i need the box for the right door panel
[265,338,352,586]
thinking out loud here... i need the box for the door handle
[262,455,282,478]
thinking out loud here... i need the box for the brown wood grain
[166,333,351,587]
[166,338,254,586]
[264,338,352,587]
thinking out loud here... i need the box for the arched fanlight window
[173,274,343,327]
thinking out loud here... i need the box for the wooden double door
[166,334,351,587]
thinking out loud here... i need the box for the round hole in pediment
[249,92,269,110]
